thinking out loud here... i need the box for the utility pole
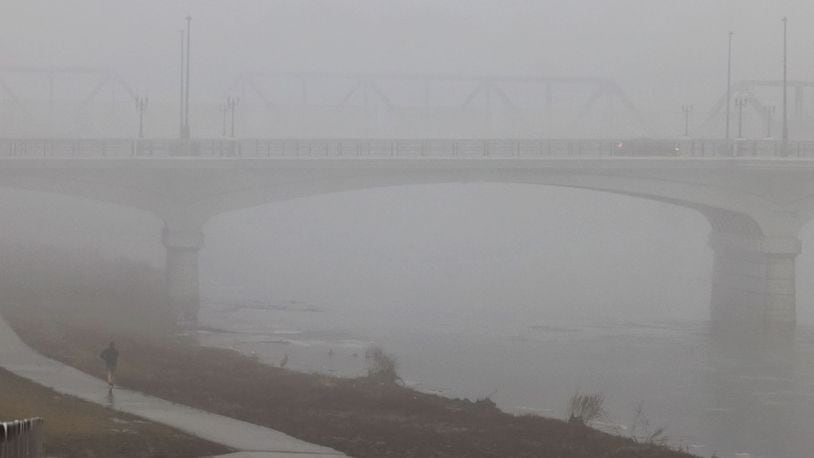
[736,97,748,138]
[682,105,693,137]
[766,105,776,138]
[48,73,54,134]
[135,95,148,138]
[782,17,789,155]
[726,31,734,141]
[182,16,192,140]
[227,96,240,138]
[219,103,228,137]
[179,30,185,139]
[226,96,240,138]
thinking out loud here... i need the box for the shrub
[627,402,671,447]
[566,391,607,425]
[365,346,401,384]
[473,391,498,410]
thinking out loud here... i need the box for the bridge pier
[162,227,204,323]
[709,232,801,334]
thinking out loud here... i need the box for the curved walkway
[0,316,347,458]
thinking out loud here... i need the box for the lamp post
[682,105,693,137]
[726,31,734,140]
[135,96,148,138]
[227,96,240,138]
[766,105,776,138]
[178,29,185,139]
[219,103,228,137]
[182,16,192,140]
[782,17,789,155]
[736,97,748,139]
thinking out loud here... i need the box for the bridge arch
[0,160,804,332]
[183,168,774,234]
[176,169,793,333]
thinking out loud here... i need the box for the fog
[4,1,812,95]
[0,0,813,339]
[7,181,814,325]
[3,1,814,137]
[5,2,814,457]
[0,184,804,325]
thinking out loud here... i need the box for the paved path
[0,316,347,457]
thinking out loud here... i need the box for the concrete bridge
[3,137,814,333]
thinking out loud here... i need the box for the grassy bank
[2,302,696,458]
[0,367,230,458]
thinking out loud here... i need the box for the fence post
[1,418,43,458]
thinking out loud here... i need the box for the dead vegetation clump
[567,391,607,426]
[365,345,401,384]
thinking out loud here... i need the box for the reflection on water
[199,302,814,458]
[105,387,116,409]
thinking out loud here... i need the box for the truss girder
[232,72,645,134]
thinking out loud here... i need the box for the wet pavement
[0,316,347,457]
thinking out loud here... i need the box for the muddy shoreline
[2,303,696,458]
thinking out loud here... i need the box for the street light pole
[682,105,693,137]
[782,17,789,155]
[736,97,748,138]
[726,31,734,140]
[220,103,228,137]
[135,96,148,138]
[227,96,240,138]
[183,15,192,140]
[178,30,185,139]
[766,105,776,138]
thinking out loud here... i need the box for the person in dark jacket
[100,342,119,387]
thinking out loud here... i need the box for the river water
[198,300,814,458]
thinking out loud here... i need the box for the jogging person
[100,341,119,387]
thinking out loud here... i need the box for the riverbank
[2,302,696,458]
[0,367,230,457]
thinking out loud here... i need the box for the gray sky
[2,0,812,111]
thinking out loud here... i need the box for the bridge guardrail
[2,138,814,159]
[1,418,43,458]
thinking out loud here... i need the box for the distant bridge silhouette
[1,137,812,335]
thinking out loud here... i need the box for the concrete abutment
[709,231,801,334]
[162,227,204,323]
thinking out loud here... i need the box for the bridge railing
[2,138,814,159]
[1,418,43,458]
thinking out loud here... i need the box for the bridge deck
[1,138,812,159]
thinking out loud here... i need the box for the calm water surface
[199,301,814,458]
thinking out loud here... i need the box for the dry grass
[0,367,230,457]
[365,345,401,383]
[567,392,607,425]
